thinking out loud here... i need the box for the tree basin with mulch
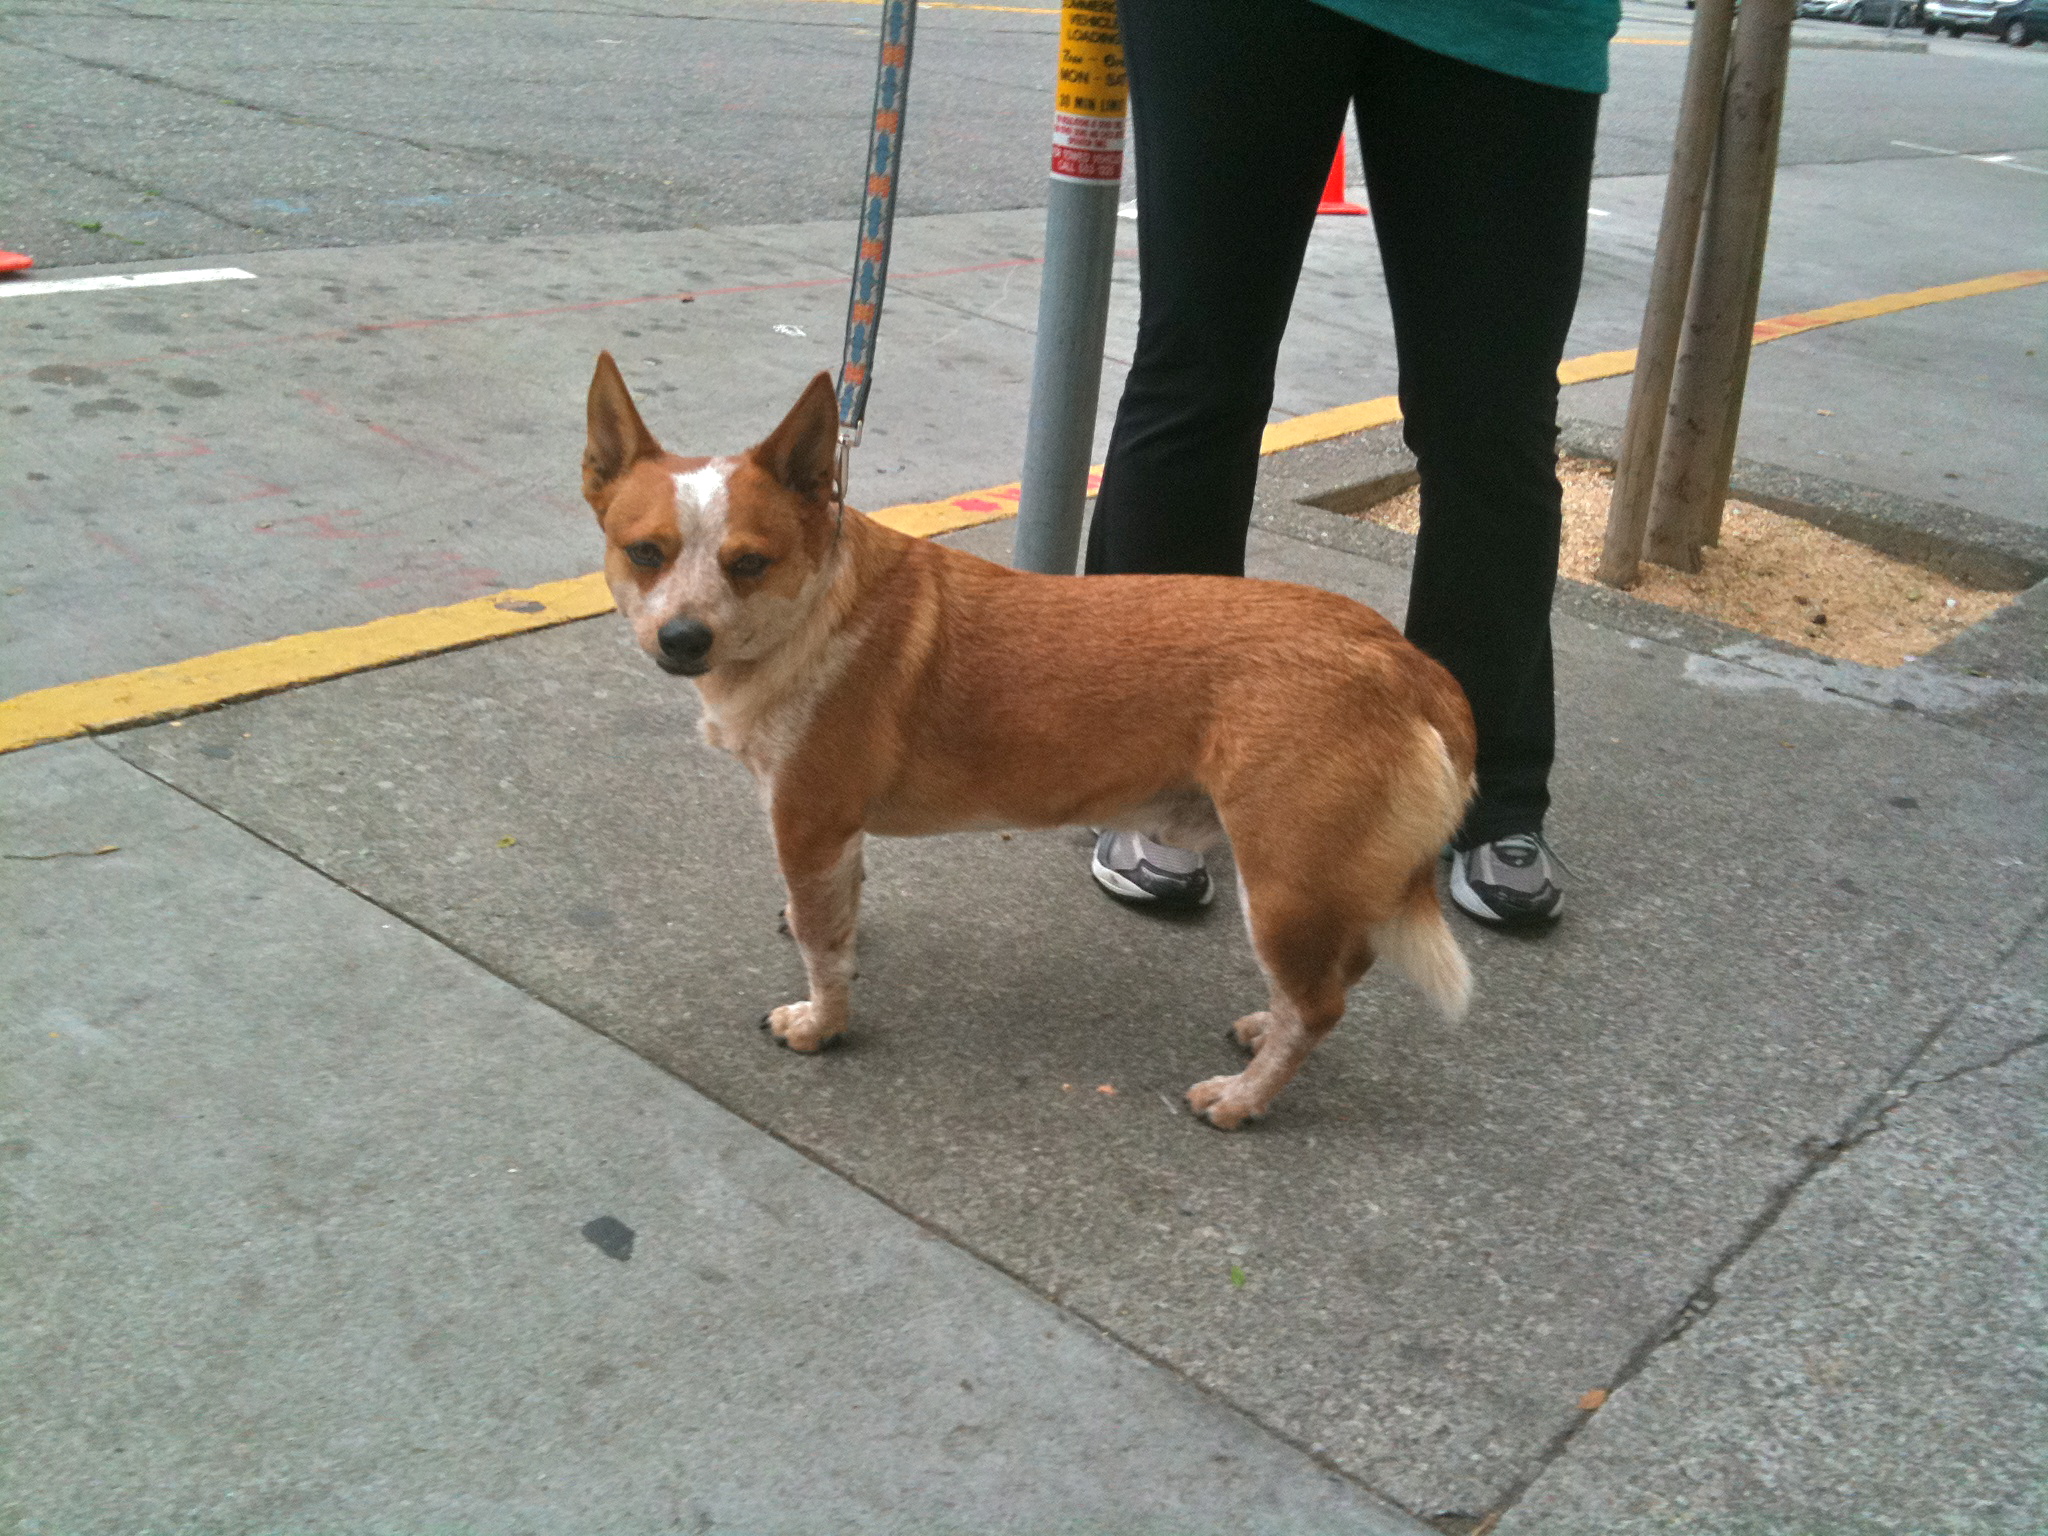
[1352,458,2018,669]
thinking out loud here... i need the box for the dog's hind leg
[765,827,864,1052]
[1188,867,1372,1129]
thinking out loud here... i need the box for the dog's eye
[624,541,664,569]
[728,552,772,581]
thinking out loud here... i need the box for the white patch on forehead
[673,462,732,543]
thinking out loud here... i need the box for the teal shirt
[1313,0,1621,94]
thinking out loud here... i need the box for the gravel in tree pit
[1354,459,2016,669]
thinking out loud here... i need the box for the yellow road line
[1266,266,2048,455]
[1,575,614,756]
[869,469,1102,538]
[1259,395,1405,455]
[0,492,1076,756]
[1746,268,2048,339]
[5,269,2042,757]
[746,0,1060,13]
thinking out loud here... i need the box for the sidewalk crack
[1907,1030,2048,1093]
[1470,901,2048,1532]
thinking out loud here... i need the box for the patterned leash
[834,0,917,518]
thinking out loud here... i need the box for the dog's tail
[1369,865,1472,1021]
[1364,721,1473,1021]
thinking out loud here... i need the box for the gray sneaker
[1450,833,1564,926]
[1090,830,1214,909]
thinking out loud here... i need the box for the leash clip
[832,424,859,533]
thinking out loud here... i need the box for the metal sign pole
[1011,0,1125,575]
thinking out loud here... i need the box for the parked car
[1991,0,2047,42]
[1804,0,1919,23]
[1922,0,2004,33]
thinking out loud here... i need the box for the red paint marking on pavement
[875,469,1096,538]
[112,434,289,502]
[358,417,486,472]
[254,510,391,541]
[351,258,1040,336]
[217,478,291,503]
[0,258,1044,382]
[297,387,487,473]
[357,549,503,597]
[117,434,212,461]
[86,530,144,561]
[82,527,234,614]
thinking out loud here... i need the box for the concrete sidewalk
[7,465,2041,1529]
[4,737,1423,1535]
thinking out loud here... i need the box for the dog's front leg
[764,824,865,1052]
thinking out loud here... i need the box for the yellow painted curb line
[1745,268,2048,340]
[0,574,615,755]
[1260,395,1405,455]
[1265,266,2048,455]
[0,483,1093,756]
[868,469,1102,538]
[6,269,2043,757]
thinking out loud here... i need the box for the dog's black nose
[657,618,714,664]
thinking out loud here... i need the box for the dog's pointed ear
[750,372,840,504]
[583,351,663,511]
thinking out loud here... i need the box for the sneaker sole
[1449,854,1561,927]
[1090,849,1216,908]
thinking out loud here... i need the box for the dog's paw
[1228,1010,1273,1054]
[763,999,842,1053]
[1185,1074,1265,1130]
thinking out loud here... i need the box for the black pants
[1084,0,1600,845]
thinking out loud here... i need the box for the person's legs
[1349,33,1599,858]
[1083,0,1356,578]
[1085,0,1359,908]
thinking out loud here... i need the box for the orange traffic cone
[0,250,33,274]
[1317,142,1368,216]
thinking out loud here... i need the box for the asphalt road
[2,0,2044,269]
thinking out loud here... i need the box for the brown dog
[583,355,1477,1128]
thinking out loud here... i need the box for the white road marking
[0,267,256,299]
[1972,153,2048,173]
[1890,139,2048,174]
